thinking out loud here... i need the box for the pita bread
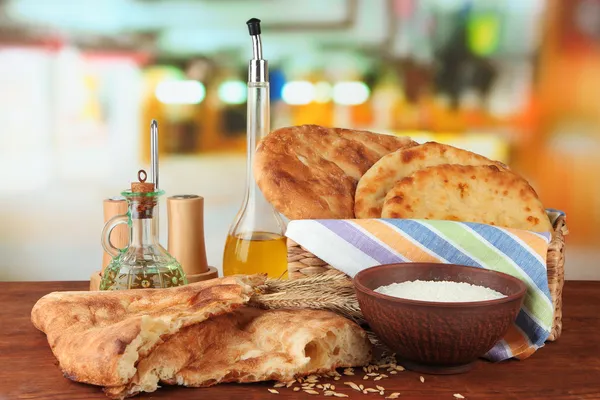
[31,275,264,387]
[355,142,507,218]
[105,308,372,398]
[381,164,552,232]
[254,124,416,219]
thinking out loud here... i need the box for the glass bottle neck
[245,81,270,199]
[226,80,285,237]
[130,216,159,246]
[127,197,160,247]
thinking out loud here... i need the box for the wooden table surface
[1,281,600,400]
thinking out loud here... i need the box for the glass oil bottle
[223,18,287,278]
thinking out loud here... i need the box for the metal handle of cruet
[102,214,129,258]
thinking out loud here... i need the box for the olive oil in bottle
[223,232,288,278]
[223,19,287,278]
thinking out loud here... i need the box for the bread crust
[105,308,372,398]
[254,125,416,219]
[355,142,506,218]
[32,275,372,399]
[381,164,552,232]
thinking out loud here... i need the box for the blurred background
[0,0,598,281]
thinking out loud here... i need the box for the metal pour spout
[248,17,263,60]
[150,119,159,190]
[246,18,268,83]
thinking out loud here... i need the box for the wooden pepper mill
[167,195,218,282]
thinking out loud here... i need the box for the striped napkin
[285,210,565,362]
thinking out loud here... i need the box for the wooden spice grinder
[167,195,218,282]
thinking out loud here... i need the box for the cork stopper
[131,170,155,193]
[129,170,158,219]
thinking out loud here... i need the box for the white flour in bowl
[374,280,506,302]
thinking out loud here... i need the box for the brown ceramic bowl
[354,263,527,374]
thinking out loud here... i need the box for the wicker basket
[288,215,568,341]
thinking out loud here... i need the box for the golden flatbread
[105,308,372,398]
[355,142,506,218]
[254,124,416,219]
[381,164,552,232]
[31,275,264,387]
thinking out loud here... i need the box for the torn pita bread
[105,307,372,399]
[31,275,265,387]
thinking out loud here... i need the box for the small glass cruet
[100,170,187,290]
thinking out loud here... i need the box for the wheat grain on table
[1,281,599,400]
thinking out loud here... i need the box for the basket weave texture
[287,215,568,342]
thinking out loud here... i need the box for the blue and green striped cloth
[285,210,565,361]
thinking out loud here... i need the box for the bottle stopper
[130,170,157,219]
[131,170,155,193]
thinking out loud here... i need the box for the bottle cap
[247,18,261,36]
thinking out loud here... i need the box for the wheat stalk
[250,271,390,349]
[250,270,366,325]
